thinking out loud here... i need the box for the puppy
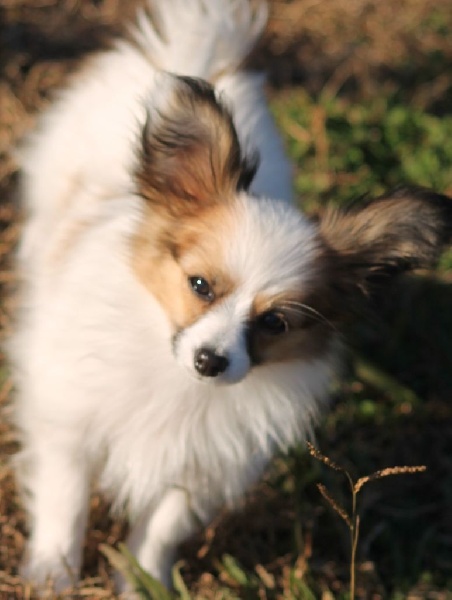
[9,0,452,591]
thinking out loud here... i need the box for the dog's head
[132,74,452,384]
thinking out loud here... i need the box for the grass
[271,89,452,216]
[1,0,452,598]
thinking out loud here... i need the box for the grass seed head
[354,465,427,494]
[316,483,352,528]
[306,442,347,474]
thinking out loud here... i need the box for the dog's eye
[188,276,214,301]
[257,311,288,335]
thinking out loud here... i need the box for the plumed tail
[130,0,268,80]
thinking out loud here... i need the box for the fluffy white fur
[10,0,340,592]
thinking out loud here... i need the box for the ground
[0,0,452,598]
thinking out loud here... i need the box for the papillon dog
[9,0,452,592]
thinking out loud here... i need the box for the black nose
[194,347,229,377]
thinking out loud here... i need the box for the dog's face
[132,74,452,384]
[134,187,329,384]
[165,198,329,384]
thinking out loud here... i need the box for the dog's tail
[131,0,267,81]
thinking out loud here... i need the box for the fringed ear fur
[135,74,258,219]
[318,186,452,305]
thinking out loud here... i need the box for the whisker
[278,300,338,332]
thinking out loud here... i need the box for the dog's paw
[20,555,77,594]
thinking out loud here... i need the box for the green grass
[272,90,452,210]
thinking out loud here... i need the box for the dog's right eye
[188,276,214,301]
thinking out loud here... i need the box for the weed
[308,442,427,599]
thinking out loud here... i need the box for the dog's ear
[135,74,258,218]
[318,186,452,301]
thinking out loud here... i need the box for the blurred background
[0,0,451,597]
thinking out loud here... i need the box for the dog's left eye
[257,311,288,335]
[188,276,214,301]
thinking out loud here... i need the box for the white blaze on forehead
[222,193,320,296]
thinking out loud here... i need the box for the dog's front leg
[120,487,208,591]
[19,430,90,591]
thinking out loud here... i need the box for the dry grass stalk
[309,444,428,600]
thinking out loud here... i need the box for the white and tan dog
[9,0,452,591]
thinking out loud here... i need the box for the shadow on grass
[351,274,452,401]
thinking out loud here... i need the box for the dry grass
[308,443,427,600]
[1,0,451,598]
